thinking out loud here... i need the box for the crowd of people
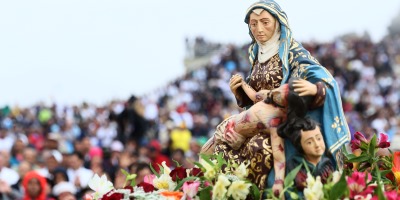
[0,32,400,199]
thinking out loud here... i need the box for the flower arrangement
[264,132,400,200]
[85,153,260,200]
[85,132,400,200]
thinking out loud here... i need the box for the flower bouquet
[85,131,400,200]
[85,153,260,200]
[264,132,400,200]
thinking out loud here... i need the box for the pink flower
[383,190,399,200]
[354,132,368,143]
[371,190,399,200]
[204,181,211,187]
[182,181,200,200]
[144,174,156,185]
[377,133,390,148]
[347,171,375,199]
[350,139,361,152]
[83,194,93,200]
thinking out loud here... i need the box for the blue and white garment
[244,0,350,162]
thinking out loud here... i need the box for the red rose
[190,168,204,177]
[169,166,187,182]
[124,185,133,193]
[137,182,155,193]
[102,190,124,200]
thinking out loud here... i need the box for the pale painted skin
[301,126,326,166]
[249,10,277,43]
[230,10,317,100]
[203,9,321,199]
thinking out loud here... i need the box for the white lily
[212,175,231,200]
[200,159,217,180]
[304,175,323,200]
[161,161,171,175]
[88,174,114,200]
[227,180,252,200]
[331,170,342,184]
[234,162,249,179]
[153,174,176,191]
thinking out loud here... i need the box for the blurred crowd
[1,33,400,199]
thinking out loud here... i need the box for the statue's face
[249,10,276,43]
[300,127,325,158]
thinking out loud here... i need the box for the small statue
[201,0,350,194]
[277,88,334,196]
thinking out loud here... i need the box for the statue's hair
[277,78,319,154]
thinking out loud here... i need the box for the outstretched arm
[270,128,285,198]
[240,80,272,103]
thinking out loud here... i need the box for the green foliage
[121,168,137,187]
[149,162,160,178]
[328,171,347,200]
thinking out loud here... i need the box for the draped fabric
[244,0,350,160]
[215,53,284,191]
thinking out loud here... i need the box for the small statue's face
[300,127,325,158]
[249,10,276,43]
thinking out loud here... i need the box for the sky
[1,0,400,107]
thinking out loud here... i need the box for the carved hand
[229,74,243,97]
[293,79,317,96]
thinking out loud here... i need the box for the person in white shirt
[0,153,19,186]
[66,152,93,190]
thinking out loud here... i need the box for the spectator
[52,182,77,200]
[148,140,171,172]
[169,123,192,153]
[21,171,49,200]
[134,163,152,184]
[66,152,93,190]
[37,150,63,180]
[0,153,19,186]
[116,95,149,145]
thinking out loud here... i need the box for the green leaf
[127,174,137,180]
[149,163,160,178]
[200,154,215,167]
[158,164,164,175]
[329,171,348,200]
[342,145,350,156]
[302,159,311,174]
[379,170,392,177]
[199,186,212,200]
[121,169,130,177]
[289,191,299,200]
[129,177,136,187]
[216,152,226,169]
[250,183,260,200]
[193,162,206,171]
[369,134,377,156]
[172,159,181,167]
[347,155,370,163]
[284,163,303,187]
[345,154,357,160]
[374,167,386,200]
[120,169,137,187]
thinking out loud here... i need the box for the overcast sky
[1,0,400,107]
